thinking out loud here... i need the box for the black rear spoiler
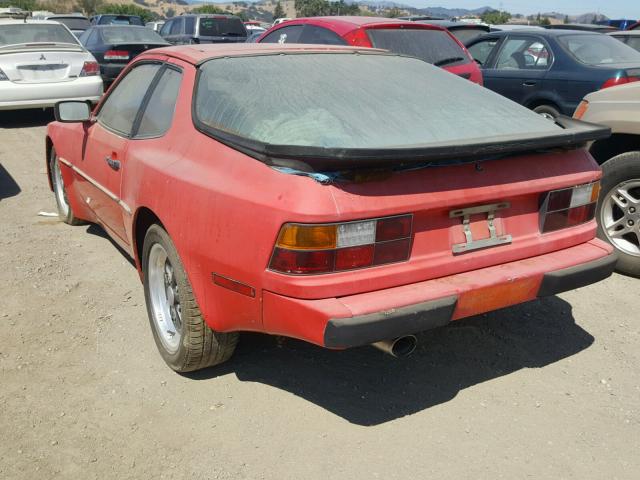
[195,115,611,173]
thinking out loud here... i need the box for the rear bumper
[0,76,103,110]
[99,63,126,82]
[262,239,615,348]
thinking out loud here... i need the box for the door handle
[523,81,537,87]
[105,156,120,171]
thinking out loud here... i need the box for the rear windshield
[101,26,166,44]
[98,15,143,26]
[449,27,488,45]
[558,34,640,65]
[0,24,79,46]
[52,17,90,31]
[194,52,561,151]
[198,17,246,37]
[366,28,469,67]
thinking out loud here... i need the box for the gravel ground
[1,110,639,480]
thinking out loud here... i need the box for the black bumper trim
[323,295,457,349]
[537,253,617,297]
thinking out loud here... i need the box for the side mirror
[54,101,91,123]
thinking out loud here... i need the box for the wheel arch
[589,134,640,165]
[45,136,54,191]
[132,206,165,273]
[526,96,562,113]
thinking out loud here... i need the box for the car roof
[90,25,148,29]
[177,14,239,18]
[46,14,88,19]
[138,43,386,65]
[417,20,489,30]
[0,19,65,25]
[279,15,447,31]
[609,30,640,36]
[485,28,602,37]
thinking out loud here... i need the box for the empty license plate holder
[450,202,512,254]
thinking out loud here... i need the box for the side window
[260,25,304,44]
[170,18,183,35]
[160,20,172,36]
[467,38,499,66]
[135,68,182,138]
[184,16,195,35]
[496,37,551,70]
[300,25,346,45]
[98,64,162,136]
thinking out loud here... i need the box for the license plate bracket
[450,202,512,254]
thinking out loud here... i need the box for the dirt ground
[0,110,639,480]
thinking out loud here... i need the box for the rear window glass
[194,53,561,150]
[0,24,79,46]
[98,15,143,26]
[52,17,90,30]
[624,36,640,52]
[101,26,166,44]
[449,27,487,44]
[367,28,469,67]
[198,17,246,37]
[558,34,640,65]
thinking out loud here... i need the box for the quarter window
[98,64,162,136]
[467,38,499,66]
[135,68,182,138]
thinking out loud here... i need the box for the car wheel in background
[533,104,560,120]
[50,148,85,225]
[142,224,239,372]
[596,152,640,277]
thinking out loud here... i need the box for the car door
[77,62,163,243]
[479,35,552,106]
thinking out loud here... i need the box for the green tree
[273,0,285,19]
[563,14,570,24]
[480,10,511,25]
[295,0,327,17]
[97,3,157,23]
[386,7,401,18]
[192,5,226,14]
[540,16,551,26]
[165,6,175,18]
[536,12,541,23]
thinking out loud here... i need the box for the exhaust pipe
[372,335,417,358]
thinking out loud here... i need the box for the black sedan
[78,25,169,83]
[466,29,640,117]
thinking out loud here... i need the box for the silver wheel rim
[148,243,182,353]
[538,111,556,121]
[53,158,70,217]
[601,179,640,257]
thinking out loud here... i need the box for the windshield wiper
[434,56,465,67]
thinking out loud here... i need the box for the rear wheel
[142,224,238,372]
[596,152,640,277]
[49,148,84,225]
[533,104,560,120]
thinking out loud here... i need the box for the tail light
[573,100,589,119]
[343,28,373,47]
[80,61,100,77]
[0,67,7,81]
[269,215,413,274]
[600,75,640,89]
[104,50,130,61]
[540,182,600,233]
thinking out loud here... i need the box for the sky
[407,1,640,18]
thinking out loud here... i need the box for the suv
[160,14,247,44]
[575,82,640,276]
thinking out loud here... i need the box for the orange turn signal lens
[276,224,337,250]
[573,100,589,120]
[590,181,601,203]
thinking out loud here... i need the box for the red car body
[46,44,614,369]
[257,16,483,85]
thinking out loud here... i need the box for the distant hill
[413,5,494,18]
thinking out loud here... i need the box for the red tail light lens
[343,28,373,47]
[269,215,413,274]
[80,61,99,77]
[540,182,600,233]
[600,75,640,89]
[104,50,130,61]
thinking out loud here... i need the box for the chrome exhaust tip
[372,335,417,358]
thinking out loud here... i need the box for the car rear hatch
[197,16,247,43]
[0,46,89,83]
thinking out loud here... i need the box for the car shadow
[0,162,20,200]
[85,223,137,268]
[0,109,54,129]
[185,296,593,426]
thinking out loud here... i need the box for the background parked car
[466,29,640,118]
[545,24,617,33]
[246,31,263,43]
[90,14,143,26]
[160,14,247,44]
[416,20,490,45]
[45,14,90,37]
[0,19,102,110]
[629,22,640,31]
[258,17,483,84]
[79,25,169,84]
[145,21,165,33]
[609,30,640,52]
[596,19,638,31]
[574,82,640,276]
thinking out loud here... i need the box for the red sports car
[47,44,615,372]
[257,16,483,85]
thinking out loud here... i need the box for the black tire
[533,104,560,120]
[49,147,84,225]
[142,224,238,372]
[596,152,640,277]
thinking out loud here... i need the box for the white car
[0,19,103,110]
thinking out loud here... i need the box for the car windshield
[558,34,640,65]
[98,15,143,26]
[198,17,246,36]
[366,28,469,67]
[52,17,90,31]
[0,24,79,46]
[101,26,167,43]
[195,52,562,151]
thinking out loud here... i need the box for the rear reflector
[104,50,130,61]
[212,274,255,297]
[270,215,413,274]
[540,182,599,233]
